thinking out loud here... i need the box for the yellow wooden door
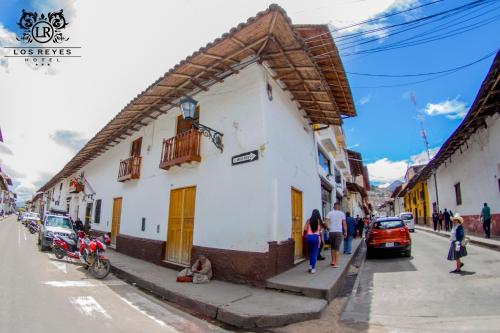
[111,197,122,244]
[291,188,303,258]
[166,187,196,265]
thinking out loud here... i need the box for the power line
[303,0,444,41]
[336,0,498,49]
[333,0,489,42]
[311,0,494,60]
[346,50,498,77]
[349,50,497,88]
[342,13,500,57]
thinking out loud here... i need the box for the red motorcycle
[52,232,112,279]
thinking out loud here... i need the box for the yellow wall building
[404,180,431,225]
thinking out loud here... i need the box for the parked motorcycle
[52,232,112,279]
[28,220,39,234]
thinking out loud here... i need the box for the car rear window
[373,220,405,229]
[400,213,413,220]
[45,216,72,229]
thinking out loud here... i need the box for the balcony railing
[159,129,201,170]
[117,155,142,182]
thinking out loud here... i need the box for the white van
[399,212,415,232]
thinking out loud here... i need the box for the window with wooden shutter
[454,183,462,206]
[130,137,142,157]
[94,199,102,224]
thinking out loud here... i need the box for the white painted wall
[427,113,500,216]
[43,63,345,254]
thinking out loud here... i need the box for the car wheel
[404,248,412,257]
[366,249,374,259]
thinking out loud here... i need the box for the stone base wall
[116,234,166,265]
[114,234,295,285]
[462,213,500,237]
[192,238,295,286]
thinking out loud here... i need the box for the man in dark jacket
[356,215,364,238]
[74,218,83,232]
[83,220,91,234]
[432,211,439,231]
[344,212,357,254]
[443,209,451,232]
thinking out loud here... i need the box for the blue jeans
[344,235,353,254]
[306,234,320,269]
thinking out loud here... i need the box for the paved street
[275,230,500,333]
[0,216,228,333]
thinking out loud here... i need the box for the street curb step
[109,256,327,329]
[266,238,363,301]
[415,226,500,252]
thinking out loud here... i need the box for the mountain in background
[386,180,403,193]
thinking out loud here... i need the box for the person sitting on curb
[177,255,213,284]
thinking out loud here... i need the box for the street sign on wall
[231,150,259,166]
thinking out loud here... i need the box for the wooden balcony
[159,129,201,170]
[117,156,142,182]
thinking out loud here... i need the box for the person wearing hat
[447,213,467,273]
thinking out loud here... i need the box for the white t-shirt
[327,209,345,233]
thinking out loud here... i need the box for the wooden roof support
[191,78,209,91]
[269,35,336,121]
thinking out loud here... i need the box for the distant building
[0,171,15,214]
[401,165,431,226]
[391,184,405,216]
[346,149,371,218]
[418,52,500,236]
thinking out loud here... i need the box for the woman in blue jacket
[447,213,467,273]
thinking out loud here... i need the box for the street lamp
[179,97,224,152]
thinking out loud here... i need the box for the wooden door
[166,187,196,265]
[111,197,122,244]
[130,137,142,157]
[291,188,303,258]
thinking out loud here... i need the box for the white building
[420,52,499,236]
[38,5,357,285]
[0,171,15,214]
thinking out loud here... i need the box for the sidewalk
[267,238,362,301]
[415,225,500,251]
[107,250,327,329]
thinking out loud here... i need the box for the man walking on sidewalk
[480,202,491,238]
[325,203,347,268]
[443,209,451,232]
[432,211,439,231]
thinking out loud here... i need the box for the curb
[110,263,326,329]
[266,239,363,301]
[326,239,363,301]
[416,226,500,252]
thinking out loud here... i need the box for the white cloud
[358,94,371,105]
[367,158,408,184]
[424,97,468,120]
[0,24,18,72]
[409,146,440,165]
[328,0,420,41]
[367,145,441,187]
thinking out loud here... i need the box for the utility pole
[410,92,439,215]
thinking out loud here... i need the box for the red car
[365,218,411,258]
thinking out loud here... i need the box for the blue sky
[339,0,500,185]
[0,0,499,200]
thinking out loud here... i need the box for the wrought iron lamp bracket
[192,123,224,153]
